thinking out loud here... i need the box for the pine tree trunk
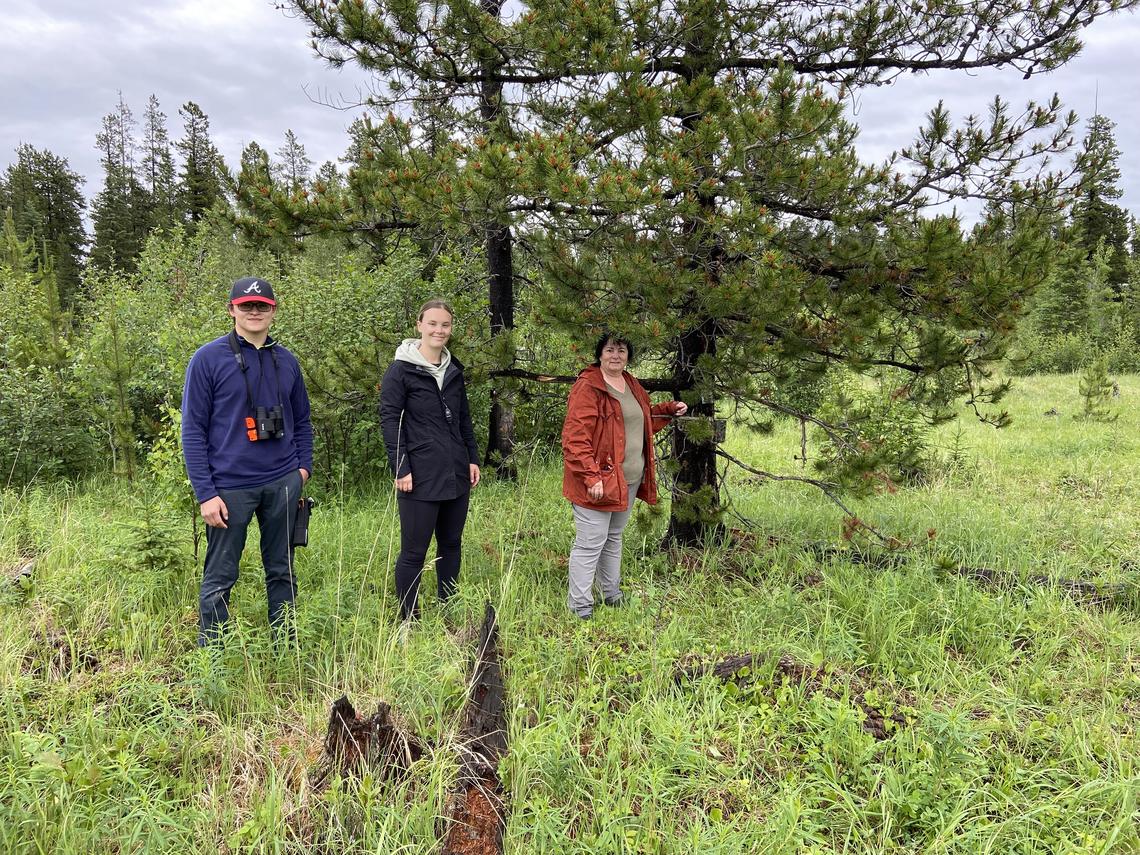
[479,7,517,479]
[665,322,722,546]
[665,37,722,546]
[485,221,516,478]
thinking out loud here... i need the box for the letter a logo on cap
[230,276,276,305]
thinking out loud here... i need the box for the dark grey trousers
[198,469,303,646]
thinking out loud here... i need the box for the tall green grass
[1,374,1137,853]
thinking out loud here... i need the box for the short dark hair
[593,333,634,366]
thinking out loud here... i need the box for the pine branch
[715,448,891,546]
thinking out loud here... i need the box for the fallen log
[781,531,1134,610]
[949,565,1130,609]
[441,602,508,855]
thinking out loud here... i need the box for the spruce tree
[0,144,87,306]
[1072,114,1130,293]
[140,94,178,232]
[1027,227,1099,340]
[90,94,150,271]
[175,102,227,229]
[273,129,313,195]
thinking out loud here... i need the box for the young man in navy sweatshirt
[181,277,313,646]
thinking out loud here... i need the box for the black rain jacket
[379,356,480,501]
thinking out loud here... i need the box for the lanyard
[227,330,282,414]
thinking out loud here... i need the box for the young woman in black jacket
[379,300,481,621]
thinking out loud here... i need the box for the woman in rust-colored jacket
[561,333,686,618]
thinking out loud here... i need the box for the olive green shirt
[607,382,645,486]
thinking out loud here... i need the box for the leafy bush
[0,248,98,483]
[0,366,98,485]
[1008,330,1090,375]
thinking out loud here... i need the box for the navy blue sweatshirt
[181,332,313,502]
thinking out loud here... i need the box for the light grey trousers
[567,479,641,616]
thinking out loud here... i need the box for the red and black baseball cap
[229,276,276,305]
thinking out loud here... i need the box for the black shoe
[576,610,593,620]
[603,595,624,607]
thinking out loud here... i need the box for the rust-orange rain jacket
[561,365,682,511]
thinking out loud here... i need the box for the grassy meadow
[1,373,1138,854]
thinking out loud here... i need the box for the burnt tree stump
[312,694,425,788]
[459,603,508,771]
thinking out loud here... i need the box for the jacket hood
[395,338,452,367]
[395,338,451,387]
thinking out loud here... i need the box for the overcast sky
[4,0,1139,223]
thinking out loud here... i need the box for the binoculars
[245,405,285,442]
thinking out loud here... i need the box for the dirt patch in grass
[21,624,100,680]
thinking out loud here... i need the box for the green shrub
[1009,330,1091,375]
[814,372,933,491]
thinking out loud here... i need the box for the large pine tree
[284,0,1137,542]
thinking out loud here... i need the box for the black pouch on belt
[292,497,315,548]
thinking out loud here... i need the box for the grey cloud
[1,1,373,196]
[851,13,1140,215]
[4,1,1139,225]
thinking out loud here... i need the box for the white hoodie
[394,338,451,389]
